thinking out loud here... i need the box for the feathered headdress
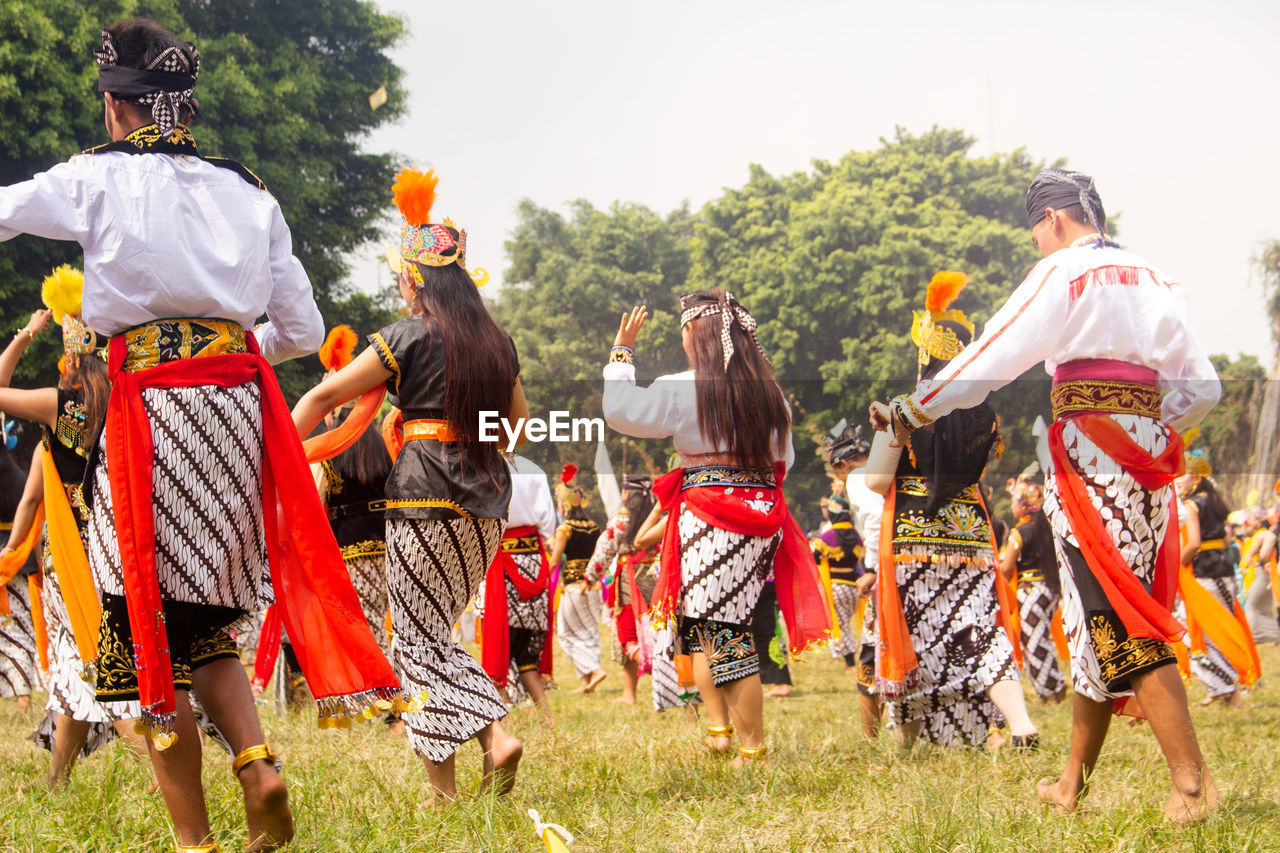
[1006,461,1043,513]
[910,270,975,369]
[318,325,357,373]
[40,265,96,356]
[1181,427,1212,479]
[392,167,488,289]
[824,418,870,465]
[555,463,587,509]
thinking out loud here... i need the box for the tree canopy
[0,0,405,396]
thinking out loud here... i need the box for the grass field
[2,641,1278,852]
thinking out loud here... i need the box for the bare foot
[612,694,637,705]
[986,728,1007,751]
[1164,778,1221,824]
[1037,777,1083,814]
[844,665,859,674]
[241,763,294,852]
[15,695,31,713]
[704,735,733,754]
[1223,691,1243,709]
[764,685,792,698]
[582,670,608,694]
[1194,695,1215,707]
[385,719,406,737]
[481,729,522,796]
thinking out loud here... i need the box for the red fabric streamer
[252,603,283,690]
[1047,415,1186,645]
[648,462,830,655]
[480,525,550,686]
[103,333,400,744]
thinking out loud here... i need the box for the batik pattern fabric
[1185,576,1240,697]
[0,575,37,699]
[346,553,391,662]
[505,550,549,632]
[830,583,861,659]
[1043,414,1178,702]
[1017,580,1065,700]
[676,502,781,625]
[87,383,270,611]
[651,649,699,712]
[556,582,602,679]
[29,547,138,757]
[386,516,508,764]
[680,619,760,686]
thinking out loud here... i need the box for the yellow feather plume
[392,167,438,227]
[41,264,84,326]
[1181,426,1200,448]
[318,324,358,372]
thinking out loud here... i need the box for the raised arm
[292,348,391,438]
[0,161,93,244]
[0,310,52,388]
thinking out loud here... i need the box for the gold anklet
[231,743,277,776]
[175,842,219,852]
[705,724,735,738]
[738,745,769,760]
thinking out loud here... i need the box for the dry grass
[2,642,1278,852]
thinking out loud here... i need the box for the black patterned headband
[678,290,766,370]
[95,30,200,138]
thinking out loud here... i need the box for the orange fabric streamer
[1050,607,1070,665]
[875,482,917,693]
[1270,556,1280,610]
[28,574,48,671]
[301,387,386,464]
[0,504,45,590]
[41,448,102,665]
[381,407,404,462]
[1177,562,1261,688]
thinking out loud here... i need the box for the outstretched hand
[614,305,648,350]
[868,400,910,448]
[23,309,52,338]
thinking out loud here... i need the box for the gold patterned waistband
[500,533,542,554]
[119,318,248,373]
[1050,379,1162,421]
[1197,538,1225,552]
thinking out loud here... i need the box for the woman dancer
[0,271,142,786]
[602,291,828,760]
[292,168,525,802]
[865,271,1037,748]
[547,467,607,693]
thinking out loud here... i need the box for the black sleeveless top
[1013,510,1059,592]
[1189,494,1232,580]
[43,388,93,531]
[321,459,386,560]
[559,518,601,584]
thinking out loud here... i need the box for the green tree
[0,0,405,397]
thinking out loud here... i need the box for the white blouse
[505,455,557,542]
[902,243,1220,431]
[601,362,795,470]
[0,148,322,365]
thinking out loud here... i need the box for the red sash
[649,462,830,654]
[1047,414,1186,644]
[480,524,550,685]
[105,334,400,746]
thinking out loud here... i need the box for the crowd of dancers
[0,15,1275,852]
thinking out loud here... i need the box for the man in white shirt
[871,168,1220,823]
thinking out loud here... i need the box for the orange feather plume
[392,167,438,227]
[318,324,358,372]
[925,270,968,316]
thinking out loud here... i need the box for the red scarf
[105,334,400,746]
[1047,415,1186,646]
[649,462,830,654]
[480,524,551,685]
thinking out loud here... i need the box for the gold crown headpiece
[392,168,488,289]
[1181,427,1212,479]
[41,265,97,356]
[910,270,974,368]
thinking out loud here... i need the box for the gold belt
[500,533,541,554]
[119,318,248,373]
[403,419,460,443]
[1197,538,1225,552]
[1050,379,1162,421]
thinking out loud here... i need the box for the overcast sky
[354,0,1279,365]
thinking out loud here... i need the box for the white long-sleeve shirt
[601,362,795,470]
[0,148,322,364]
[505,455,557,542]
[900,243,1220,432]
[844,471,884,572]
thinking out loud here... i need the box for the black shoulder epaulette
[203,157,269,193]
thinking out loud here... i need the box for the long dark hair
[413,262,517,472]
[681,289,789,469]
[61,354,110,443]
[618,482,655,554]
[1191,477,1229,525]
[328,408,392,486]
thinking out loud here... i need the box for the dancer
[602,291,829,760]
[1000,467,1068,703]
[752,575,792,698]
[0,271,144,787]
[293,167,525,803]
[816,421,871,672]
[865,271,1036,749]
[871,168,1221,821]
[0,19,399,850]
[480,453,556,723]
[0,415,38,713]
[1176,442,1258,706]
[546,466,607,693]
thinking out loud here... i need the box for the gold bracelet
[14,328,32,343]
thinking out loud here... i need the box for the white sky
[354,0,1279,365]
